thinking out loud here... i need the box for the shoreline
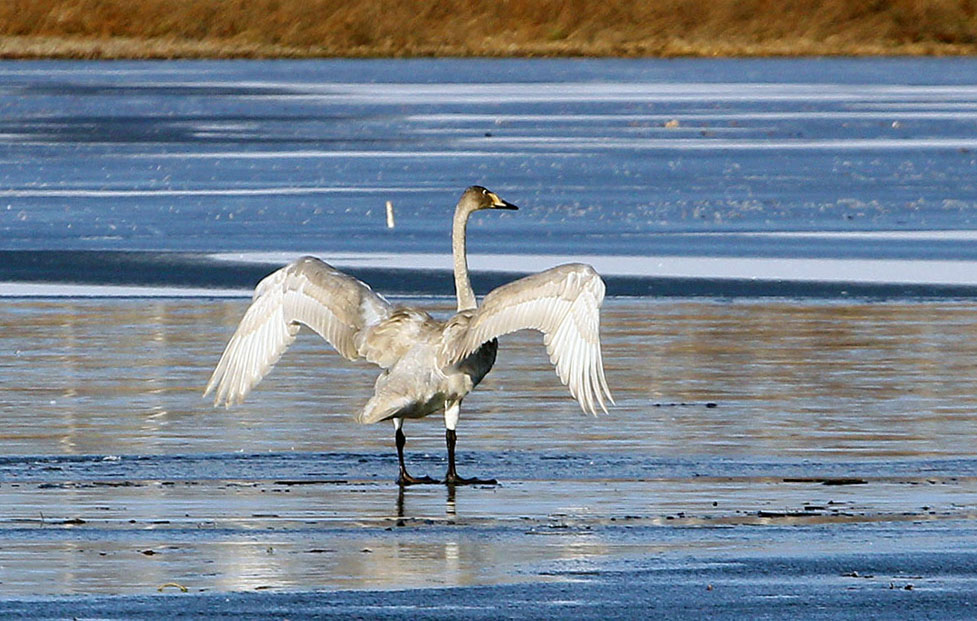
[2,35,976,60]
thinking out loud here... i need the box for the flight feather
[440,263,613,415]
[204,256,392,406]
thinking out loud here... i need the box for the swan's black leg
[444,428,498,486]
[395,426,437,486]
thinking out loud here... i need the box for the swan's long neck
[452,202,477,311]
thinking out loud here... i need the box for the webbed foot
[397,472,440,486]
[444,473,498,486]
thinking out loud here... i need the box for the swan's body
[205,186,613,484]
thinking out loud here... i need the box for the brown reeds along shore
[1,0,976,59]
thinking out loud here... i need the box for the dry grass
[2,0,976,58]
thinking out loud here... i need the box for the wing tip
[202,380,220,407]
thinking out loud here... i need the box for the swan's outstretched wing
[442,263,613,415]
[204,256,392,407]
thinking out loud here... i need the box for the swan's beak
[489,192,519,210]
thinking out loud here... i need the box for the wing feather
[204,256,392,407]
[443,263,614,415]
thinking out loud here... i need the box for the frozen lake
[2,59,977,615]
[2,57,977,294]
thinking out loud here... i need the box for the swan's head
[461,185,519,212]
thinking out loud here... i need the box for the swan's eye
[481,188,488,195]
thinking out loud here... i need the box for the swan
[204,186,613,485]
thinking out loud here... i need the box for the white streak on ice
[212,252,977,287]
[456,136,977,151]
[409,111,977,122]
[711,230,977,241]
[0,186,434,198]
[130,150,534,160]
[214,81,977,104]
[0,282,249,298]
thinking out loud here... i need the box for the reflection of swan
[205,186,613,485]
[395,485,457,520]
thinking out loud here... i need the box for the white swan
[204,186,613,485]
